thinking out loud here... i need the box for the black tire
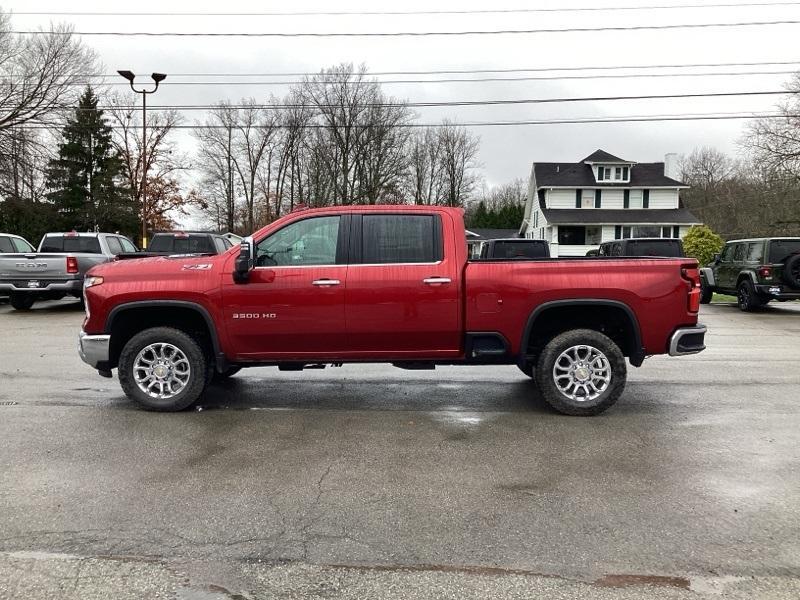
[212,366,242,382]
[9,293,35,310]
[737,279,764,312]
[118,327,208,411]
[535,329,627,416]
[784,254,800,288]
[699,281,713,304]
[517,362,535,379]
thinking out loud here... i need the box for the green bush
[683,224,724,266]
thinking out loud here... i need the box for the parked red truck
[79,206,706,415]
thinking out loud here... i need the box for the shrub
[683,224,724,266]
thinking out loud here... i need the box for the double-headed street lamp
[117,70,167,248]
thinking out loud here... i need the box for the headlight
[84,276,104,289]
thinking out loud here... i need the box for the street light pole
[117,70,166,249]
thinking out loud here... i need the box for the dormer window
[595,164,630,182]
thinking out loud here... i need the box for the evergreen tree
[46,87,135,233]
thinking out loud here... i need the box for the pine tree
[46,87,135,233]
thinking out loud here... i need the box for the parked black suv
[596,238,685,258]
[700,237,800,311]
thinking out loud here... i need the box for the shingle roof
[539,207,701,225]
[534,161,686,188]
[582,149,630,163]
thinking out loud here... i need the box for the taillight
[681,265,701,313]
[66,256,79,274]
[757,265,773,279]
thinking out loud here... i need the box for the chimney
[664,153,679,180]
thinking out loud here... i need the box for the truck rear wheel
[118,327,208,411]
[535,329,627,416]
[9,293,35,310]
[699,282,713,304]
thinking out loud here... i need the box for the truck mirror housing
[233,239,253,283]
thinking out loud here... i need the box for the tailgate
[0,253,72,279]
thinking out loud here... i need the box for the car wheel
[535,329,627,416]
[212,366,242,382]
[517,362,535,379]
[737,280,763,312]
[118,327,208,411]
[699,282,713,304]
[9,293,35,310]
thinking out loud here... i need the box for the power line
[10,20,800,37]
[13,112,796,130]
[84,90,789,111]
[11,2,800,17]
[33,69,798,87]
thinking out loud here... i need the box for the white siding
[601,225,617,242]
[547,189,577,208]
[601,189,624,209]
[629,189,644,208]
[648,189,679,209]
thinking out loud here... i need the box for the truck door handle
[423,277,451,285]
[312,279,341,286]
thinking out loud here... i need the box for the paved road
[1,299,799,599]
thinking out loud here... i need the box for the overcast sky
[4,0,800,190]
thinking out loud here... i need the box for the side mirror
[233,238,253,284]
[712,253,721,263]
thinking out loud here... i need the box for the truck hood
[88,253,227,279]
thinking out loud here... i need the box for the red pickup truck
[79,206,706,416]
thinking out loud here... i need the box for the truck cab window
[362,214,441,264]
[256,216,340,267]
[106,237,123,255]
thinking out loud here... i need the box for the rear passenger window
[0,236,13,253]
[362,215,442,264]
[119,237,138,253]
[733,244,746,261]
[746,242,763,262]
[12,237,34,252]
[213,238,227,253]
[106,237,123,255]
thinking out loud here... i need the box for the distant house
[520,149,700,257]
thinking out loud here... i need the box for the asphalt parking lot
[1,299,799,599]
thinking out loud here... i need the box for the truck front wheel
[535,329,627,416]
[118,327,208,411]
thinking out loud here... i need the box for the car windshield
[490,241,548,258]
[768,240,800,263]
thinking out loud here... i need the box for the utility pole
[117,70,166,248]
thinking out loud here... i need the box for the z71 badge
[232,313,277,319]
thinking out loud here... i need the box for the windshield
[40,235,101,253]
[768,239,800,263]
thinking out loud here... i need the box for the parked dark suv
[700,237,800,311]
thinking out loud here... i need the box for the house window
[662,226,671,238]
[594,189,602,208]
[632,225,661,238]
[673,226,680,238]
[575,189,582,208]
[615,225,622,239]
[643,189,650,208]
[623,189,630,209]
[622,226,632,239]
[622,166,629,180]
[597,167,605,181]
[558,226,586,245]
[615,167,622,179]
[586,226,601,245]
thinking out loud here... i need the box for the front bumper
[78,330,110,369]
[755,284,800,300]
[669,324,707,356]
[0,278,82,293]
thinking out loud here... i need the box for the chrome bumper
[668,324,707,356]
[78,330,110,368]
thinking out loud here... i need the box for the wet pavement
[1,299,799,599]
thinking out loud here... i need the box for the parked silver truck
[0,231,138,310]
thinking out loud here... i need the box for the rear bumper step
[669,324,707,357]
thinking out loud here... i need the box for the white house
[520,149,701,257]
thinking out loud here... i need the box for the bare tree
[438,120,481,207]
[743,73,800,179]
[0,12,95,133]
[193,103,238,232]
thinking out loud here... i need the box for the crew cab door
[223,214,348,358]
[344,212,461,358]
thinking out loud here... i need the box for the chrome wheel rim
[552,344,611,402]
[133,343,191,399]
